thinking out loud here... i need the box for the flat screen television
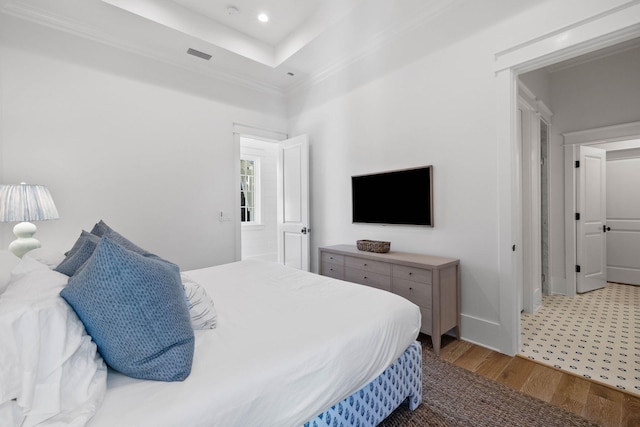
[352,166,433,226]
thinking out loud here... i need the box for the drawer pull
[330,268,334,271]
[364,263,368,266]
[364,276,368,279]
[409,272,413,275]
[409,287,413,290]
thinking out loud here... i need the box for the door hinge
[575,160,580,168]
[575,213,580,220]
[575,265,581,273]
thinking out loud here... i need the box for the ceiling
[169,0,337,46]
[100,0,366,69]
[3,0,420,92]
[7,0,626,95]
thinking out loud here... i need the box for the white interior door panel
[576,146,607,293]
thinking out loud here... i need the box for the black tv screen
[352,166,433,226]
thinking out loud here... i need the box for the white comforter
[88,259,421,427]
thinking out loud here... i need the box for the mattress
[87,259,421,427]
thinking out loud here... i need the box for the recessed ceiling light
[257,13,269,23]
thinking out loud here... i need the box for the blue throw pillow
[64,230,100,257]
[55,236,99,276]
[91,220,174,266]
[60,237,194,382]
[89,220,109,237]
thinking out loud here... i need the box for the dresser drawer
[321,262,344,280]
[345,268,391,291]
[345,256,392,275]
[321,252,345,265]
[393,264,431,284]
[392,278,432,308]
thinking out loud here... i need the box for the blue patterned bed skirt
[304,341,422,427]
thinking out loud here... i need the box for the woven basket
[356,240,390,253]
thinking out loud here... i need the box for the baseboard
[550,276,567,295]
[460,313,513,355]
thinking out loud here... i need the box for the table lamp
[0,183,60,258]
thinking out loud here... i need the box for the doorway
[234,125,311,271]
[493,4,640,355]
[520,126,640,395]
[240,137,279,262]
[564,126,640,293]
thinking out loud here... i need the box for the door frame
[494,3,640,355]
[518,82,552,314]
[233,123,288,262]
[563,121,640,295]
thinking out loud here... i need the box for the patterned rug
[520,283,640,396]
[379,341,597,427]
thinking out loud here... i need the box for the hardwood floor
[433,335,640,427]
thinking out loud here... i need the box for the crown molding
[517,80,553,123]
[494,0,640,74]
[563,121,640,145]
[0,1,285,98]
[546,36,640,73]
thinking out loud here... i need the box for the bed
[0,230,422,426]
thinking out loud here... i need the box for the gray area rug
[378,342,599,427]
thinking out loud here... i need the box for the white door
[277,135,310,271]
[606,155,640,285]
[576,146,607,293]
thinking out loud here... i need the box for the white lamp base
[8,221,41,258]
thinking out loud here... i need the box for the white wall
[287,0,640,352]
[0,14,286,270]
[549,48,640,133]
[240,138,278,262]
[290,41,502,328]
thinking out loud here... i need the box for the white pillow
[181,273,217,330]
[0,259,107,426]
[3,256,65,300]
[0,251,20,295]
[23,247,66,269]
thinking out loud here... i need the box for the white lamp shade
[0,183,59,222]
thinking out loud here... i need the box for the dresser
[319,244,460,355]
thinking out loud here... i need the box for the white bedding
[88,259,421,427]
[0,256,107,427]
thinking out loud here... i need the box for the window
[240,157,260,224]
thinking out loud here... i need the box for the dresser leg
[432,334,441,356]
